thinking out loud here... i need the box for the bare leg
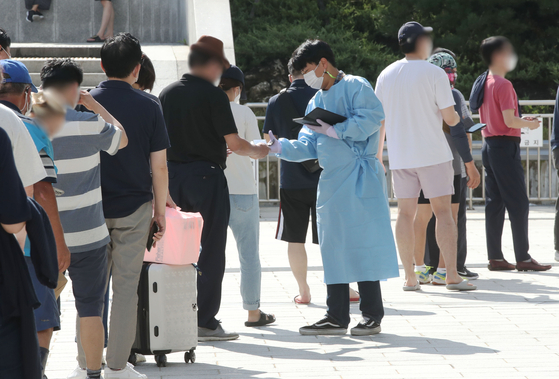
[430,196,472,286]
[395,198,419,287]
[96,1,114,39]
[437,203,460,269]
[37,328,53,348]
[80,316,104,370]
[105,3,115,38]
[31,4,39,11]
[287,242,311,302]
[413,204,432,266]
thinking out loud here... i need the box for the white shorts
[392,161,454,199]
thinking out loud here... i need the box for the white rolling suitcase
[130,262,198,367]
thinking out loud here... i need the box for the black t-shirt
[263,79,320,189]
[91,80,170,219]
[159,74,238,168]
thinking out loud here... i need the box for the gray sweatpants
[77,201,152,369]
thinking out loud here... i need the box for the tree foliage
[231,0,559,99]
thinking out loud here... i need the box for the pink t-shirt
[479,75,520,138]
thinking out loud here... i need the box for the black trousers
[326,281,384,328]
[425,177,468,271]
[481,138,530,262]
[553,149,559,251]
[169,161,230,330]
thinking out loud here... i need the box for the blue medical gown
[277,75,399,284]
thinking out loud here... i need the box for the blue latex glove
[267,131,282,154]
[307,119,339,139]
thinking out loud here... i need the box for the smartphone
[146,222,159,251]
[467,123,486,133]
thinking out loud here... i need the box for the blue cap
[398,21,433,45]
[0,59,38,92]
[221,64,247,100]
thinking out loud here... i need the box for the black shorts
[418,174,462,204]
[276,188,319,244]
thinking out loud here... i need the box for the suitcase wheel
[184,349,196,363]
[155,354,167,367]
[128,353,137,366]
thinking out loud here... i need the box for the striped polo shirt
[52,108,122,253]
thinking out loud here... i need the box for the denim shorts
[25,256,61,332]
[68,246,108,318]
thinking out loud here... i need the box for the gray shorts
[392,161,455,199]
[68,246,108,318]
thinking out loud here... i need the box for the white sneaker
[104,365,147,379]
[135,354,146,363]
[67,367,87,379]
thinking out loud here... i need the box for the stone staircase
[11,43,106,90]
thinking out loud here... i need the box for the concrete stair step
[11,43,101,58]
[29,72,106,88]
[15,57,103,73]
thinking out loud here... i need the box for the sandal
[294,295,311,304]
[403,282,421,291]
[87,35,105,43]
[245,310,276,327]
[446,280,477,291]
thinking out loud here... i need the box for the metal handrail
[249,100,558,205]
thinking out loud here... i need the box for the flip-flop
[245,311,276,327]
[294,295,311,304]
[350,290,360,303]
[87,35,105,43]
[403,282,421,291]
[446,280,477,291]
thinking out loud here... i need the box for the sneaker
[104,365,146,379]
[135,354,146,363]
[555,250,559,262]
[299,316,347,336]
[34,11,45,19]
[415,267,432,284]
[26,11,34,22]
[458,267,479,280]
[198,324,239,341]
[431,271,446,285]
[350,317,381,336]
[67,367,86,379]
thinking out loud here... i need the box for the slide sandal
[446,280,477,291]
[403,282,421,291]
[245,311,276,327]
[294,295,311,304]
[87,35,105,43]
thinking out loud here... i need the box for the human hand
[77,90,98,111]
[151,214,166,247]
[57,243,71,272]
[166,192,177,209]
[250,143,270,160]
[465,161,480,189]
[267,131,282,154]
[307,119,332,135]
[528,118,541,130]
[227,148,233,157]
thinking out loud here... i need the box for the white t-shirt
[375,58,455,170]
[224,102,261,195]
[0,104,47,187]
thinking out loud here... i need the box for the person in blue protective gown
[267,40,399,336]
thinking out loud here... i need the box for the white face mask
[304,64,325,89]
[213,78,221,87]
[234,88,241,103]
[506,53,518,71]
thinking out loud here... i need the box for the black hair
[136,53,156,92]
[400,37,418,54]
[101,33,142,79]
[0,28,11,51]
[0,82,28,96]
[480,36,511,66]
[287,57,301,77]
[433,47,456,59]
[41,58,84,88]
[219,77,242,92]
[188,49,221,68]
[291,40,336,72]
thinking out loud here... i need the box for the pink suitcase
[144,207,203,265]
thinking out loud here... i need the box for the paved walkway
[47,205,559,379]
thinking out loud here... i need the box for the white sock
[437,267,447,273]
[523,258,532,263]
[415,264,426,271]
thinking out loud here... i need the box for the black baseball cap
[398,21,433,45]
[221,64,247,100]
